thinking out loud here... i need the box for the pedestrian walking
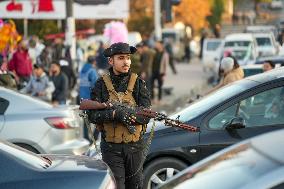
[164,38,177,74]
[150,40,169,104]
[137,41,155,89]
[8,40,33,89]
[88,42,151,189]
[79,55,100,142]
[79,55,99,100]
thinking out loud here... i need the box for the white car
[201,38,223,77]
[270,0,283,9]
[253,33,279,57]
[0,87,89,154]
[222,33,258,65]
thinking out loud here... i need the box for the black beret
[104,42,137,57]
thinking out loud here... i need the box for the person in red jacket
[8,40,33,89]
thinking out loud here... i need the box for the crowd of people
[0,35,100,106]
[0,33,181,106]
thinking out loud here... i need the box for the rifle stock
[79,99,109,110]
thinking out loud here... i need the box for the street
[152,57,208,113]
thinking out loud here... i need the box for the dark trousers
[101,140,144,189]
[150,72,163,100]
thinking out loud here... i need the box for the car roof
[225,33,254,41]
[251,129,284,164]
[256,56,284,65]
[0,87,53,111]
[253,33,273,38]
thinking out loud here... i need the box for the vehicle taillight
[44,117,76,129]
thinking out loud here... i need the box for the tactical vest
[102,73,144,143]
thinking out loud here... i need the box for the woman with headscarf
[208,56,244,93]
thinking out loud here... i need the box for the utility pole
[154,0,162,40]
[65,0,76,61]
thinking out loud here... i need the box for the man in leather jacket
[88,42,151,189]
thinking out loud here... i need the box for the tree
[206,0,224,30]
[127,0,154,37]
[173,0,211,35]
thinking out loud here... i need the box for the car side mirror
[225,117,246,130]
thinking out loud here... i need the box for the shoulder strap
[102,74,116,93]
[127,73,138,93]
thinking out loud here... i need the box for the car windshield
[256,37,272,46]
[163,143,279,189]
[206,41,221,51]
[232,49,250,61]
[224,41,251,47]
[0,142,51,169]
[170,83,248,122]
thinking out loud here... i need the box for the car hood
[44,154,109,172]
[146,120,176,135]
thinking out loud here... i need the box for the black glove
[114,108,135,125]
[114,108,137,134]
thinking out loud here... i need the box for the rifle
[135,109,199,132]
[79,99,199,132]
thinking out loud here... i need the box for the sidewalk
[151,58,209,114]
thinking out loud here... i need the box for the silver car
[0,140,115,189]
[0,87,89,154]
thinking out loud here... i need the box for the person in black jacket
[49,62,69,105]
[88,42,151,189]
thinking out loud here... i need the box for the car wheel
[14,143,40,154]
[143,157,187,189]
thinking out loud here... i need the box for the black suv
[143,67,284,189]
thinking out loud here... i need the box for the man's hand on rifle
[113,107,136,126]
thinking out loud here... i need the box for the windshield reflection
[170,83,248,122]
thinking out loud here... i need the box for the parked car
[253,32,279,57]
[270,0,283,9]
[158,129,284,189]
[201,38,223,77]
[245,25,278,39]
[221,33,258,65]
[0,87,89,154]
[143,67,284,189]
[0,140,115,189]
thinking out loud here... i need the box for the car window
[208,104,239,129]
[256,37,272,46]
[208,87,284,129]
[225,41,251,47]
[171,83,248,122]
[206,41,221,51]
[170,143,279,189]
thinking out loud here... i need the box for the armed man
[87,42,151,189]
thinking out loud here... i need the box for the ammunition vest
[102,73,144,143]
